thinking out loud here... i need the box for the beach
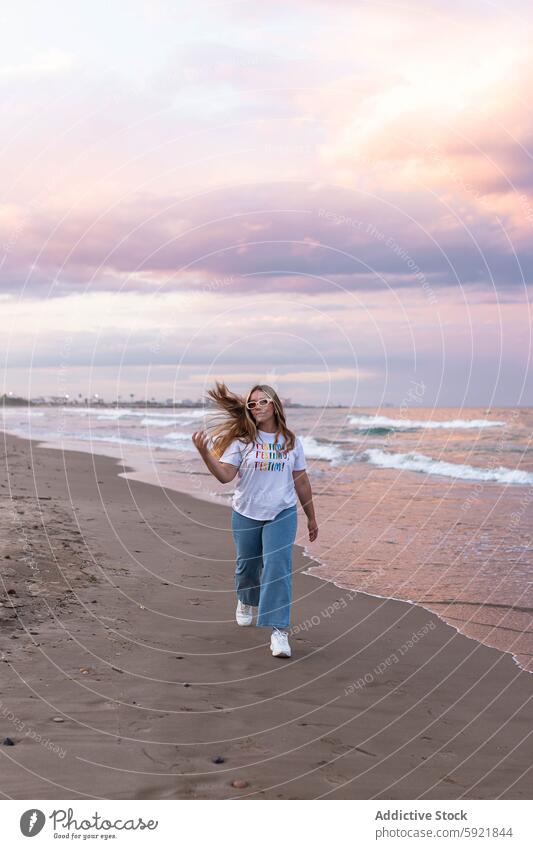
[3,403,532,675]
[0,430,532,800]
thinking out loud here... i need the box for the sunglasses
[246,397,273,410]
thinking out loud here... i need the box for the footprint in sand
[322,768,351,786]
[322,736,371,757]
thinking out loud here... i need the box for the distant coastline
[0,394,340,409]
[2,395,531,410]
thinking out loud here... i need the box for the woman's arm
[293,469,318,541]
[192,430,239,483]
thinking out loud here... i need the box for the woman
[192,381,318,659]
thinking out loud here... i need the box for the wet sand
[0,431,531,799]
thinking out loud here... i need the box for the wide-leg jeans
[230,504,298,629]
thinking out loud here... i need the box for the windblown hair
[205,380,296,458]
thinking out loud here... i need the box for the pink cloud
[2,182,531,298]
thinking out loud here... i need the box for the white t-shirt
[219,429,307,520]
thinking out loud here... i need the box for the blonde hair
[205,380,296,457]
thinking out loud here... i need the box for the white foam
[300,435,344,465]
[38,431,197,452]
[62,406,207,423]
[140,417,184,427]
[363,448,533,484]
[346,414,505,430]
[164,409,206,420]
[63,406,124,417]
[0,408,44,417]
[164,431,194,442]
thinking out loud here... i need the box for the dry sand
[0,432,531,799]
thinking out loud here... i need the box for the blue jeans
[231,504,298,629]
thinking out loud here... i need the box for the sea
[2,403,532,673]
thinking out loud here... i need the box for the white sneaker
[236,599,254,626]
[270,627,291,658]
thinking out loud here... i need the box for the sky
[1,0,532,407]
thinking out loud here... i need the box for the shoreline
[302,562,533,681]
[1,431,532,799]
[18,429,533,679]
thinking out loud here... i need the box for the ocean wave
[346,414,505,431]
[300,435,344,464]
[140,417,191,427]
[38,431,197,452]
[164,431,194,442]
[164,409,206,420]
[107,434,195,452]
[63,407,124,418]
[362,448,533,484]
[63,406,206,423]
[0,409,45,417]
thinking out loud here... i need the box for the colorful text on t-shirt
[253,440,288,471]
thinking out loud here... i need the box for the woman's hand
[308,517,318,542]
[192,430,211,457]
[191,430,236,483]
